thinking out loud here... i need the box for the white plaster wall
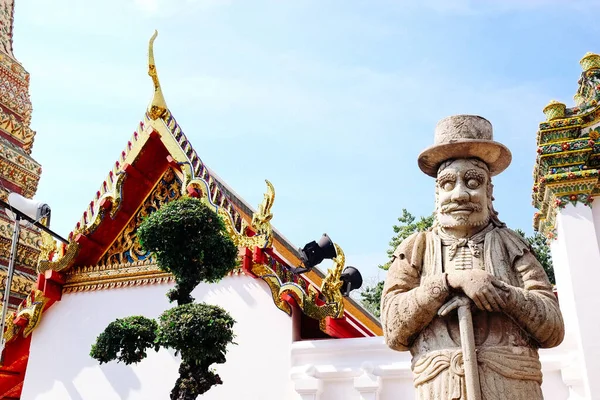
[290,337,570,400]
[21,276,295,400]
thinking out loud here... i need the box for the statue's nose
[450,184,470,202]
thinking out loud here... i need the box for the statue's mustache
[440,202,483,213]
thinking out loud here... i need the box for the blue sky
[11,0,600,285]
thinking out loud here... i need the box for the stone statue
[381,115,564,400]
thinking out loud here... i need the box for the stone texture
[418,115,511,177]
[382,115,565,400]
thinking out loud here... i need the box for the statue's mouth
[450,208,473,214]
[441,203,482,214]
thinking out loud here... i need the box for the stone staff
[457,299,481,400]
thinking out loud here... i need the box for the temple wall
[20,275,296,400]
[19,271,573,400]
[290,337,570,400]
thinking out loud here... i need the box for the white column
[291,365,322,400]
[552,203,600,399]
[353,363,380,400]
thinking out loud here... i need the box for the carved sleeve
[502,251,565,348]
[381,232,450,351]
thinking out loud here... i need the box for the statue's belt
[412,346,542,388]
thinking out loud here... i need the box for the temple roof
[0,29,382,399]
[50,31,380,337]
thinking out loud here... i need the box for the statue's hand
[438,295,472,317]
[446,270,509,312]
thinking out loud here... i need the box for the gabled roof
[0,31,381,398]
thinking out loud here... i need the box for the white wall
[290,337,570,400]
[21,276,296,400]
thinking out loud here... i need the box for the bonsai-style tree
[90,197,239,399]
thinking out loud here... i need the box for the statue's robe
[381,226,564,400]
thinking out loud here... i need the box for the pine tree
[360,212,555,318]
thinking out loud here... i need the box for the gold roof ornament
[580,52,600,72]
[147,30,168,120]
[543,100,566,121]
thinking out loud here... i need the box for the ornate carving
[0,34,34,141]
[219,180,274,249]
[37,240,80,274]
[0,135,40,175]
[4,290,49,343]
[70,124,145,239]
[543,100,566,121]
[63,261,174,293]
[0,148,40,198]
[278,243,346,322]
[0,0,14,57]
[37,231,56,264]
[0,216,42,271]
[319,243,345,315]
[532,52,600,236]
[0,268,35,295]
[251,262,292,315]
[98,168,181,266]
[250,180,275,246]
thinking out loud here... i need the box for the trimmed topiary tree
[89,316,159,365]
[90,197,239,399]
[157,303,236,399]
[137,197,238,305]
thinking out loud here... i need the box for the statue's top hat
[417,115,512,177]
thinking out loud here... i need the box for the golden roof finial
[543,100,566,121]
[148,30,168,120]
[580,52,600,72]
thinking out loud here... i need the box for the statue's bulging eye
[466,179,480,189]
[442,181,455,191]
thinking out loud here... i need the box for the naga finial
[251,180,275,247]
[148,30,168,120]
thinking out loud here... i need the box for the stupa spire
[0,0,15,58]
[147,30,168,120]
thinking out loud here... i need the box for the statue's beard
[437,202,490,228]
[439,215,490,227]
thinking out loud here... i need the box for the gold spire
[147,30,168,120]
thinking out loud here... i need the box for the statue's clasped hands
[439,270,511,316]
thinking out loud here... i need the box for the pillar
[551,203,600,399]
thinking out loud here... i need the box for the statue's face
[436,159,490,229]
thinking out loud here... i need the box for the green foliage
[157,303,236,399]
[137,197,238,305]
[157,303,236,363]
[90,316,159,365]
[360,211,556,319]
[361,209,433,317]
[91,196,239,399]
[515,229,555,284]
[380,209,434,271]
[360,281,383,317]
